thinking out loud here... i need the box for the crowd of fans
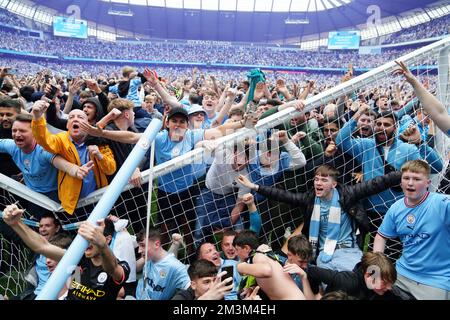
[0,8,448,303]
[381,14,450,45]
[0,8,448,49]
[0,51,448,301]
[0,28,428,69]
[0,8,27,29]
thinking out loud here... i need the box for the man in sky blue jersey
[0,114,93,217]
[196,241,243,300]
[336,105,443,259]
[374,160,450,300]
[135,227,190,300]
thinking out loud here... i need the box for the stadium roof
[98,0,354,12]
[31,0,444,43]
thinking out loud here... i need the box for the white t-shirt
[205,146,251,196]
[383,146,390,161]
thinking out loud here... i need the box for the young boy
[374,160,450,300]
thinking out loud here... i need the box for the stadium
[0,0,449,302]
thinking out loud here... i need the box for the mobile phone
[221,266,234,283]
[247,100,257,113]
[46,85,58,99]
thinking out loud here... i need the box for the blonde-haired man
[374,160,450,300]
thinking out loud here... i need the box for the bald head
[67,109,88,143]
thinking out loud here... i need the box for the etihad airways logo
[70,280,106,299]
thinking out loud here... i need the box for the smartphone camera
[221,266,234,284]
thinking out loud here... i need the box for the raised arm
[31,101,65,154]
[393,61,450,136]
[143,68,182,109]
[78,221,126,282]
[63,79,84,115]
[229,88,250,112]
[78,120,141,144]
[236,174,309,207]
[212,88,236,127]
[2,204,65,261]
[349,171,402,202]
[274,130,306,170]
[335,115,364,162]
[240,193,262,236]
[167,233,184,258]
[85,79,109,114]
[203,116,246,140]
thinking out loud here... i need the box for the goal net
[1,37,449,297]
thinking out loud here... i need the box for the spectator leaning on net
[31,100,116,215]
[0,114,95,207]
[193,143,262,246]
[135,227,190,300]
[247,129,307,248]
[335,105,443,216]
[2,203,130,301]
[301,117,359,189]
[259,99,324,162]
[79,104,255,256]
[354,107,377,138]
[393,60,450,137]
[237,165,403,272]
[374,160,450,300]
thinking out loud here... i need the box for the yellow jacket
[32,117,116,214]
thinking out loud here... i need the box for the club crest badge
[97,272,108,283]
[406,214,415,224]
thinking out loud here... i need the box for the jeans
[317,247,362,272]
[194,188,238,246]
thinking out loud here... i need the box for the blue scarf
[309,189,341,263]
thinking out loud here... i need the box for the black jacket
[306,262,415,300]
[257,171,402,244]
[171,287,196,300]
[46,96,108,131]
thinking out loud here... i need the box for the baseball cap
[167,107,189,121]
[188,104,206,116]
